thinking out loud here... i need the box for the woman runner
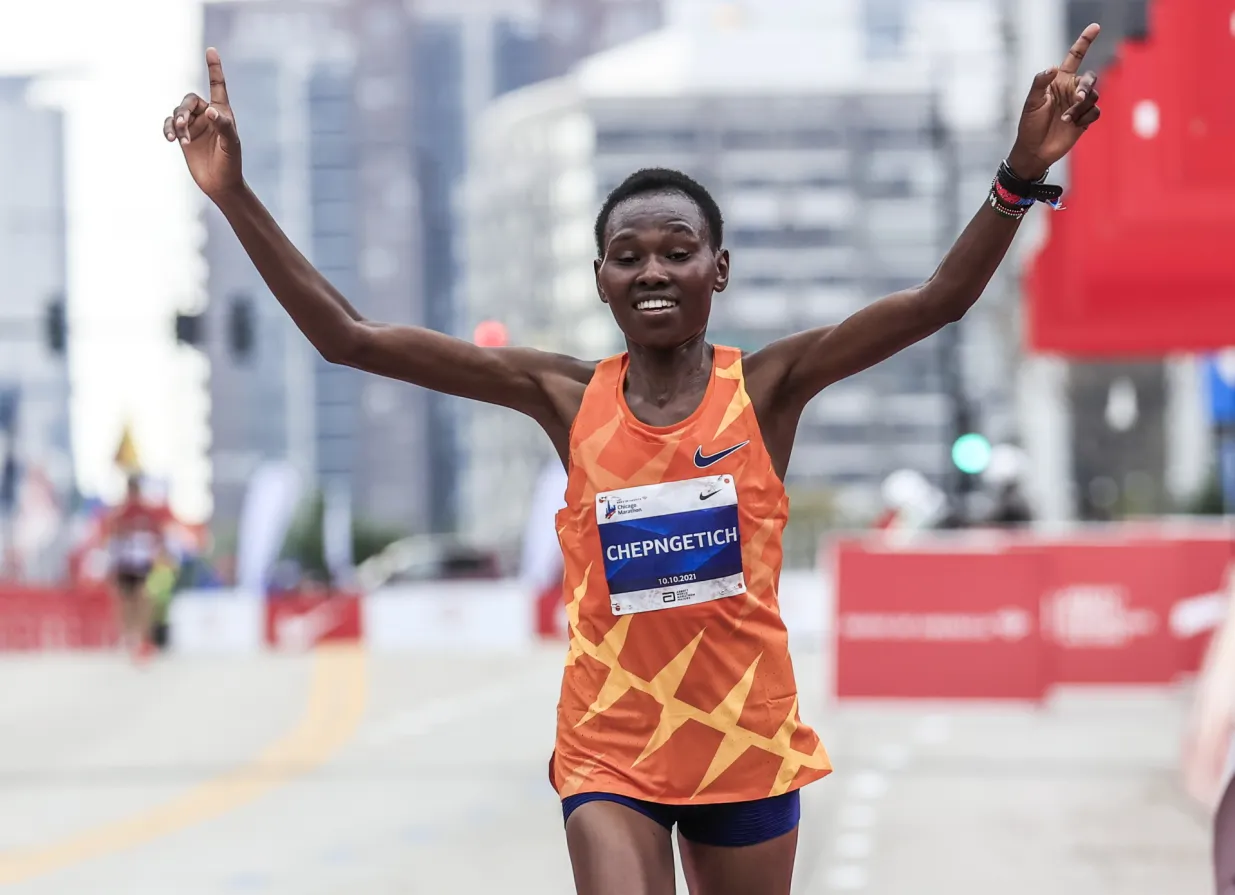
[165,24,1103,895]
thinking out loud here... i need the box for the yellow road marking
[0,644,368,886]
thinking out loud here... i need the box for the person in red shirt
[104,475,173,658]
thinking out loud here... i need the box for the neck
[624,335,711,408]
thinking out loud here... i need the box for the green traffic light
[952,433,992,475]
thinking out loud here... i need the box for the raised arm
[210,183,591,418]
[748,25,1103,415]
[164,49,590,446]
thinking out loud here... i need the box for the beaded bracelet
[988,183,1029,220]
[987,158,1066,220]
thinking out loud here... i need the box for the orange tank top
[550,345,832,804]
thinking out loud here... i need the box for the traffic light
[45,298,66,355]
[228,295,254,362]
[951,433,993,476]
[175,312,205,346]
[0,455,16,513]
[0,388,17,436]
[473,320,509,348]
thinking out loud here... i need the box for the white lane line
[360,674,539,748]
[876,743,910,770]
[827,864,869,890]
[913,714,953,746]
[835,832,872,860]
[837,803,878,830]
[847,771,888,800]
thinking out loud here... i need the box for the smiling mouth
[634,298,680,311]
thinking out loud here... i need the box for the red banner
[833,542,1046,700]
[0,586,118,651]
[534,584,567,639]
[833,527,1235,699]
[1026,0,1235,356]
[265,593,363,650]
[1155,531,1234,677]
[1031,540,1179,685]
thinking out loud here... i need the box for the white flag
[323,479,354,588]
[235,461,302,597]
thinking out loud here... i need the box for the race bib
[597,476,747,616]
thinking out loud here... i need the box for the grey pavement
[0,644,1212,893]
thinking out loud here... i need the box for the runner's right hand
[163,47,243,200]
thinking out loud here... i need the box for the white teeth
[636,299,677,311]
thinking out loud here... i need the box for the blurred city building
[0,78,73,581]
[201,0,664,547]
[460,0,1020,547]
[411,0,663,534]
[195,0,1209,555]
[202,0,432,542]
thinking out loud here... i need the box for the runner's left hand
[1007,23,1103,180]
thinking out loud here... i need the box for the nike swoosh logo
[693,441,750,468]
[699,487,722,501]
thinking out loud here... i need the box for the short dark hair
[594,168,724,256]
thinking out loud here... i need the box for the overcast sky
[2,0,213,520]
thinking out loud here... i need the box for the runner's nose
[635,258,671,288]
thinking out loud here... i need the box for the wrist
[210,180,252,214]
[1005,149,1047,182]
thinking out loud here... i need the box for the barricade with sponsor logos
[833,538,1046,700]
[164,581,537,655]
[265,591,364,651]
[1155,528,1235,676]
[1026,536,1179,686]
[0,585,118,651]
[365,580,533,652]
[833,522,1235,700]
[167,589,265,655]
[8,522,1231,679]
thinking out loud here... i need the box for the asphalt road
[0,643,1212,893]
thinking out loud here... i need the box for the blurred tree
[1184,469,1225,517]
[280,490,406,584]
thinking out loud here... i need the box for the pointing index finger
[1060,23,1101,74]
[206,46,229,105]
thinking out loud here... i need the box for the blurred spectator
[102,474,174,660]
[990,482,1033,527]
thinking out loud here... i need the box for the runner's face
[595,192,729,350]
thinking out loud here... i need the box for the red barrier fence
[833,524,1235,700]
[834,542,1045,700]
[0,585,118,651]
[264,592,363,650]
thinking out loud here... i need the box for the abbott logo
[1044,585,1157,649]
[840,608,1034,643]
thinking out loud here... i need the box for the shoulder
[503,347,598,389]
[739,330,837,410]
[513,350,604,441]
[550,353,602,388]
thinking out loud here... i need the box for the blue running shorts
[561,790,800,847]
